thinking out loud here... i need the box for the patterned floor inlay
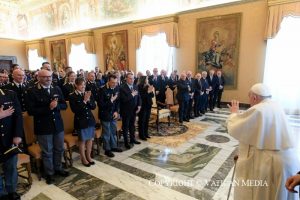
[130,144,221,177]
[54,167,143,200]
[148,122,208,147]
[205,135,230,143]
[31,193,51,200]
[149,121,188,136]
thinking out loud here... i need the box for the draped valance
[134,16,179,49]
[265,0,300,39]
[66,31,95,54]
[25,40,46,58]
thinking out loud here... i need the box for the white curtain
[28,49,46,71]
[264,16,300,113]
[136,33,175,75]
[68,43,97,73]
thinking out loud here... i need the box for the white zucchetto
[250,83,271,97]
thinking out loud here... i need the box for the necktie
[18,84,22,92]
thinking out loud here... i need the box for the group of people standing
[1,62,300,200]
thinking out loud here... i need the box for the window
[264,16,300,113]
[68,43,97,72]
[28,49,46,71]
[136,33,175,75]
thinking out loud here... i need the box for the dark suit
[176,79,190,122]
[52,73,60,87]
[26,84,67,135]
[0,89,23,195]
[0,89,23,153]
[207,75,218,111]
[26,84,67,176]
[149,75,160,92]
[156,75,168,104]
[97,85,119,151]
[69,91,96,130]
[97,85,119,122]
[138,84,154,139]
[119,84,141,144]
[215,75,225,108]
[62,83,75,101]
[200,78,209,113]
[193,79,204,117]
[2,82,27,112]
[186,77,194,118]
[167,77,177,90]
[86,81,99,99]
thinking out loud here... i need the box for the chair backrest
[152,88,157,108]
[61,101,75,133]
[173,87,178,105]
[91,104,98,121]
[165,88,174,105]
[23,112,36,145]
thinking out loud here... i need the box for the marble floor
[20,108,298,200]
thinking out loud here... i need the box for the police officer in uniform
[97,74,122,157]
[0,88,23,200]
[3,69,27,112]
[26,69,69,185]
[86,72,99,99]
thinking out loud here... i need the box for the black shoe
[7,193,20,200]
[105,151,115,157]
[189,116,194,119]
[140,137,147,141]
[82,162,91,167]
[179,120,183,123]
[88,161,95,165]
[131,140,141,145]
[183,119,190,122]
[146,135,151,139]
[112,148,123,152]
[55,169,69,177]
[125,143,131,149]
[46,175,55,185]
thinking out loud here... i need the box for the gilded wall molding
[268,0,300,6]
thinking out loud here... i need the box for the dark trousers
[178,99,189,121]
[122,113,136,144]
[138,107,151,138]
[200,94,208,113]
[188,98,193,118]
[193,94,200,116]
[216,90,223,108]
[208,91,216,110]
[0,155,17,196]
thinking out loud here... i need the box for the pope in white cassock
[227,83,299,200]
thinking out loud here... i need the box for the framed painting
[103,30,128,71]
[196,13,241,89]
[50,39,68,72]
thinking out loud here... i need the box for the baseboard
[220,102,250,109]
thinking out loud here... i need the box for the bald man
[26,69,69,184]
[3,69,27,112]
[227,83,299,200]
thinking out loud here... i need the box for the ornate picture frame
[196,13,242,89]
[102,30,128,71]
[50,39,68,72]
